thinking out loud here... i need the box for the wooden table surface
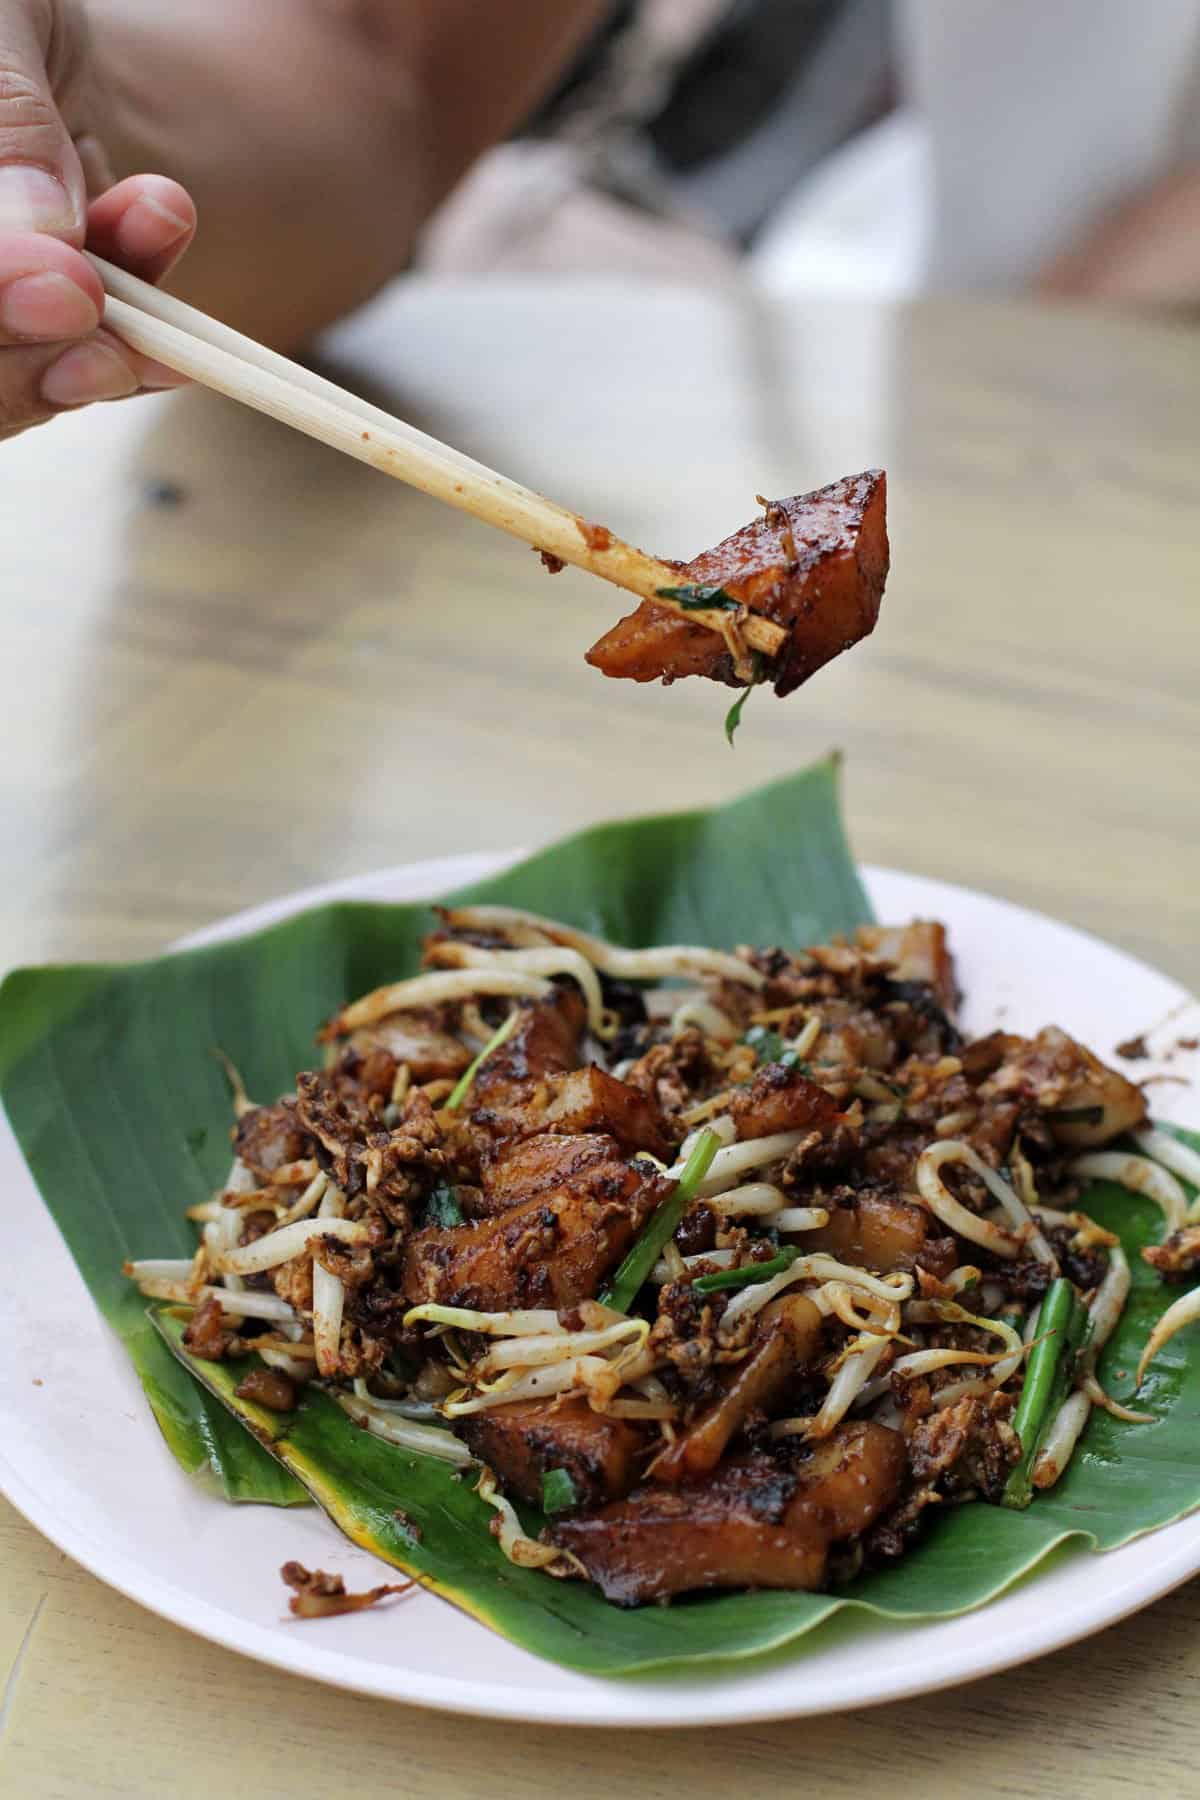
[1,279,1198,1797]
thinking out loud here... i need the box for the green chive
[424,1180,464,1228]
[656,583,739,611]
[742,1024,785,1064]
[1002,1279,1089,1510]
[600,1128,722,1314]
[540,1467,579,1515]
[446,1010,520,1112]
[693,1246,801,1294]
[724,653,764,746]
[741,1024,803,1069]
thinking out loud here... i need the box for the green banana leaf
[3,756,1199,1674]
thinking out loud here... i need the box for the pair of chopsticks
[89,255,785,658]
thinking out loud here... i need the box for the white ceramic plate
[2,856,1198,1726]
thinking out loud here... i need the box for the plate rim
[2,853,1198,1727]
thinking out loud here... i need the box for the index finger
[86,174,197,287]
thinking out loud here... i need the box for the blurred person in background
[2,0,1199,446]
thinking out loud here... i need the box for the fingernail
[0,271,98,340]
[42,341,139,407]
[138,357,189,390]
[0,164,78,234]
[125,191,192,242]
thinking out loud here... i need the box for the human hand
[1038,164,1200,310]
[0,0,196,441]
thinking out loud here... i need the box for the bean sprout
[475,1466,584,1574]
[405,1304,566,1336]
[1138,1286,1200,1387]
[916,1140,1056,1263]
[338,1391,475,1465]
[707,1183,787,1217]
[444,1356,617,1415]
[436,904,764,991]
[1071,1152,1188,1232]
[1032,1390,1092,1489]
[330,969,553,1037]
[312,1184,346,1377]
[670,998,739,1041]
[718,1256,912,1340]
[474,1319,647,1375]
[427,943,617,1040]
[680,1130,809,1197]
[1132,1129,1200,1210]
[217,1215,370,1277]
[773,1206,831,1232]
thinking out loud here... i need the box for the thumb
[0,5,87,241]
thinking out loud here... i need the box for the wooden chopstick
[89,255,785,657]
[90,254,508,489]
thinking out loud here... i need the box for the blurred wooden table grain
[1,278,1198,1797]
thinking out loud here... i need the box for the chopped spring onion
[1002,1279,1089,1510]
[446,1009,520,1112]
[655,582,739,610]
[540,1468,579,1515]
[693,1246,802,1294]
[424,1179,465,1228]
[742,1025,787,1065]
[601,1128,721,1314]
[724,654,763,746]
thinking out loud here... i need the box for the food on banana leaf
[128,901,1196,1609]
